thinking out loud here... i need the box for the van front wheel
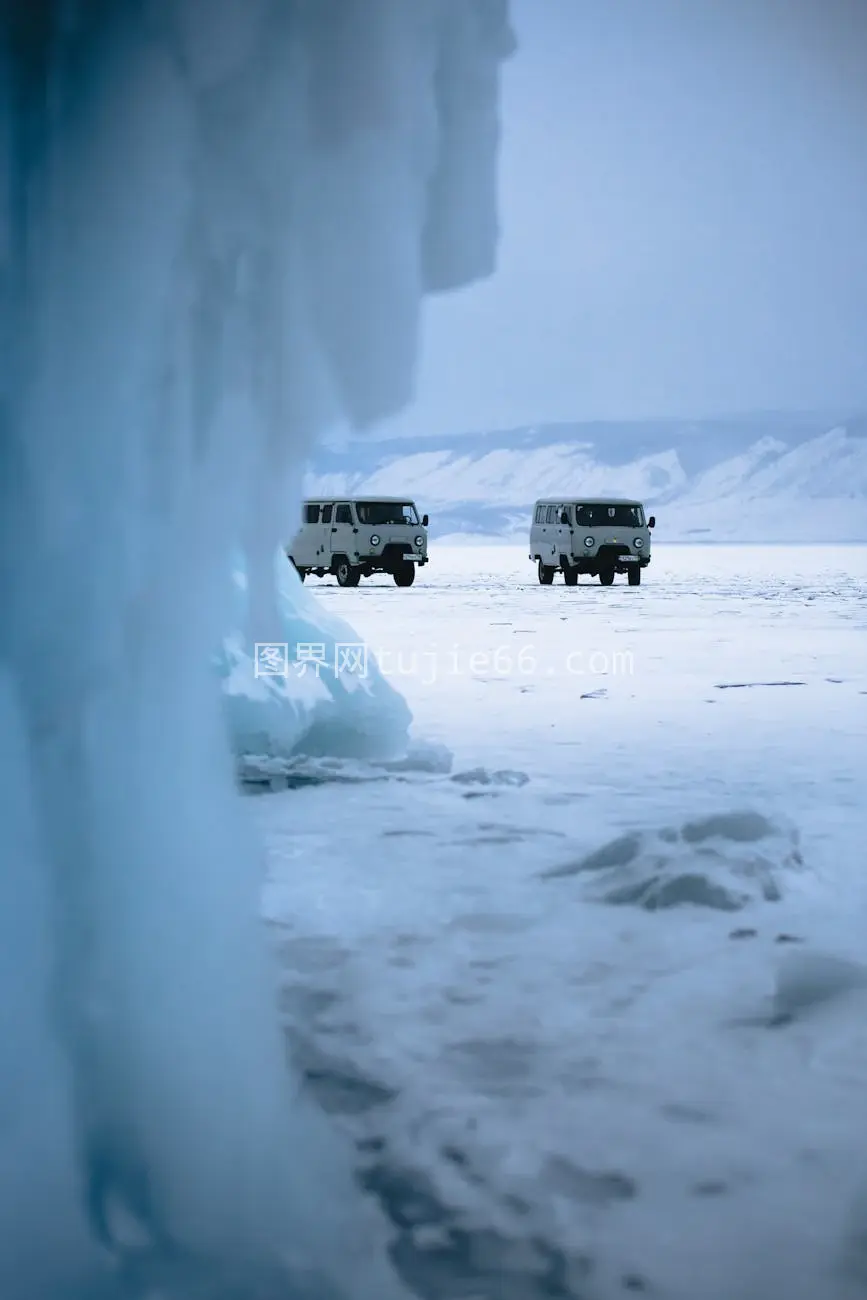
[563,563,579,586]
[628,566,641,586]
[537,559,555,585]
[393,563,415,587]
[335,559,361,587]
[599,569,615,586]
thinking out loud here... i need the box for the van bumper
[354,549,427,573]
[565,553,651,573]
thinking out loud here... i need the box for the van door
[545,504,563,563]
[555,503,573,560]
[536,503,552,558]
[293,503,319,566]
[331,501,354,563]
[319,502,334,564]
[530,502,544,556]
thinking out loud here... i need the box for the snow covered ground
[251,543,867,1300]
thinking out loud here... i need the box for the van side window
[335,503,352,524]
[304,503,319,524]
[321,503,333,524]
[546,505,559,524]
[575,505,591,527]
[534,505,544,524]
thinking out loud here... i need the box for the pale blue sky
[382,0,867,437]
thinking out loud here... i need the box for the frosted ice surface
[219,551,413,764]
[543,810,806,912]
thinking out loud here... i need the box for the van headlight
[370,533,380,546]
[414,534,424,547]
[634,537,644,548]
[584,535,595,548]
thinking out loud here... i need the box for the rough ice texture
[219,551,413,766]
[543,810,806,912]
[0,1,512,1297]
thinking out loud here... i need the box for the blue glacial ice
[219,550,412,767]
[0,1,514,1297]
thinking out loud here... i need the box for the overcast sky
[381,0,867,437]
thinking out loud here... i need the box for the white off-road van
[287,497,429,587]
[529,497,655,586]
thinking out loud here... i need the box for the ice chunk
[544,810,805,911]
[377,740,454,775]
[219,551,412,763]
[450,767,531,787]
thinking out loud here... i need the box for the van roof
[535,496,643,506]
[303,495,414,504]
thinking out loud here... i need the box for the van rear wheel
[537,559,555,585]
[393,563,415,587]
[599,569,615,586]
[335,559,360,587]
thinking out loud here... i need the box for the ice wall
[0,2,513,1297]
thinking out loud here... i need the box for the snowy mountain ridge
[305,417,867,542]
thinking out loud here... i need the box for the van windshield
[574,503,644,528]
[356,501,419,526]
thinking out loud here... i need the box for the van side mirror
[648,516,656,529]
[422,513,429,527]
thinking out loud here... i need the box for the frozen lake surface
[251,545,867,1300]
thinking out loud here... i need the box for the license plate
[621,555,637,562]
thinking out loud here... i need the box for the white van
[529,497,655,586]
[287,497,429,587]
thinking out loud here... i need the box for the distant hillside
[304,412,867,543]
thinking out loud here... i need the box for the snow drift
[0,2,513,1297]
